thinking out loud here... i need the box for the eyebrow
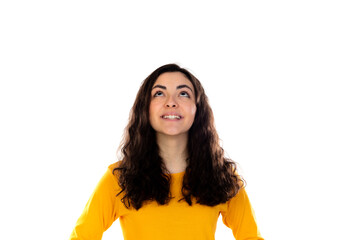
[152,84,194,92]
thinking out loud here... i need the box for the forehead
[153,72,194,90]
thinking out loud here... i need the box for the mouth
[161,114,183,120]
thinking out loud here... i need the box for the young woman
[70,64,264,240]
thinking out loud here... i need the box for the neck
[156,133,188,174]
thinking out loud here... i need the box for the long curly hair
[113,63,245,210]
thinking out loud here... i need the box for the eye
[153,91,164,97]
[179,91,190,98]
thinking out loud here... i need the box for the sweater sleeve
[69,166,122,240]
[220,188,264,240]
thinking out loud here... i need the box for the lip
[161,112,183,119]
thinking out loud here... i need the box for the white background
[1,1,359,239]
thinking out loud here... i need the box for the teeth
[163,115,181,119]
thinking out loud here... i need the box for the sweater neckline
[168,171,185,176]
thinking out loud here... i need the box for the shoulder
[108,160,121,173]
[104,161,122,185]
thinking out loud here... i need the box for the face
[149,72,197,137]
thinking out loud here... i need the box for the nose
[165,95,178,108]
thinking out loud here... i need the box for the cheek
[149,101,162,120]
[189,105,197,119]
[192,107,196,116]
[148,103,156,128]
[149,102,156,118]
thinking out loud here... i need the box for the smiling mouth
[161,115,182,119]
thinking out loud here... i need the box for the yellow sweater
[70,162,264,240]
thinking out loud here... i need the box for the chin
[158,131,188,137]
